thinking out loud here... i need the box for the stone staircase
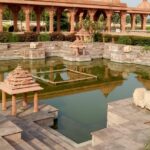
[7,116,76,150]
[5,137,36,150]
[0,137,16,150]
[1,98,150,150]
[0,101,78,150]
[0,114,22,150]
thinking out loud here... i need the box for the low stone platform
[0,114,22,150]
[91,98,150,150]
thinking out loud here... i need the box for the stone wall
[0,41,150,66]
[103,43,150,66]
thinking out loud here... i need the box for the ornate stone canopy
[70,39,86,49]
[75,28,91,37]
[0,66,43,116]
[0,66,43,95]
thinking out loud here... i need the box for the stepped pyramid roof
[76,28,91,37]
[70,39,86,49]
[0,66,43,95]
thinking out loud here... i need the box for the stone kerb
[133,88,150,110]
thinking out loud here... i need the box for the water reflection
[0,58,150,143]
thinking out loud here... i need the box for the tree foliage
[81,15,106,33]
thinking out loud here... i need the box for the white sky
[121,0,150,7]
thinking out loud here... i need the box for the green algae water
[41,73,143,143]
[0,58,149,143]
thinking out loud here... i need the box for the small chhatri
[0,65,43,116]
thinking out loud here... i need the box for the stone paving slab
[91,98,150,150]
[0,137,16,150]
[0,118,22,137]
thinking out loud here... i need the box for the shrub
[0,32,12,43]
[146,26,150,31]
[38,33,50,41]
[93,32,103,42]
[103,34,112,42]
[9,34,19,42]
[117,36,132,45]
[65,33,76,42]
[112,35,119,42]
[101,34,150,46]
[18,32,38,42]
[3,25,10,32]
[131,36,150,46]
[50,32,65,41]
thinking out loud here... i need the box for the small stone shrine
[0,65,43,116]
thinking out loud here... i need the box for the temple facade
[0,0,149,33]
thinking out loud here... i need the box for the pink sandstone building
[0,0,149,33]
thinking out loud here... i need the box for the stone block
[123,46,132,53]
[133,88,146,108]
[30,42,37,49]
[144,91,150,110]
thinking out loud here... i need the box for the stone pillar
[105,10,112,32]
[0,4,4,32]
[88,9,96,22]
[79,12,84,27]
[131,13,136,30]
[13,12,18,32]
[23,93,28,108]
[120,11,126,32]
[36,11,41,33]
[10,6,20,32]
[37,13,41,33]
[47,7,56,33]
[34,92,38,112]
[141,14,147,31]
[69,8,77,33]
[2,91,6,111]
[22,6,33,32]
[12,95,16,116]
[57,9,62,32]
[35,7,43,33]
[67,12,71,23]
[0,73,4,81]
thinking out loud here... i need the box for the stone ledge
[91,98,150,149]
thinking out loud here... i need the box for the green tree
[3,7,12,20]
[112,13,120,24]
[136,15,141,24]
[82,15,106,33]
[126,15,131,24]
